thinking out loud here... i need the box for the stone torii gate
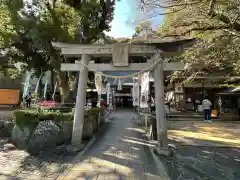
[52,38,195,153]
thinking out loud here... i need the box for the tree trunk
[56,71,70,103]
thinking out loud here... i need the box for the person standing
[202,96,212,122]
[149,95,155,112]
[25,92,32,108]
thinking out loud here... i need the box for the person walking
[25,92,32,108]
[202,96,212,122]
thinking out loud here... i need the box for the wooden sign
[112,43,129,67]
[0,89,20,105]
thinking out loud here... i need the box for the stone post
[72,54,90,146]
[153,53,171,156]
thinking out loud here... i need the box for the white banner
[132,82,140,106]
[106,83,111,105]
[22,71,32,99]
[94,74,102,95]
[140,72,150,108]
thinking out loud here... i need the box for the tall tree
[0,0,117,101]
[62,0,117,43]
[138,0,240,81]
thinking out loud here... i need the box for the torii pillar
[72,54,90,146]
[153,53,169,154]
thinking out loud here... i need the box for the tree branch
[153,1,201,9]
[224,29,240,37]
[140,0,201,9]
[172,20,201,28]
[207,0,216,15]
[210,10,240,31]
[142,6,186,20]
[162,25,230,37]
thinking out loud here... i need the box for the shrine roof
[51,37,196,58]
[131,36,196,44]
[52,37,196,49]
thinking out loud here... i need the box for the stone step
[168,114,203,118]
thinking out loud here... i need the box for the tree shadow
[133,119,240,179]
[75,132,161,179]
[13,118,113,179]
[164,138,240,180]
[0,172,22,180]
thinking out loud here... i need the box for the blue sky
[106,0,164,38]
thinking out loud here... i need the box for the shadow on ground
[60,110,161,179]
[0,122,112,180]
[164,121,240,180]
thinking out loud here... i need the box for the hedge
[13,107,104,127]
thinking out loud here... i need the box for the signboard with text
[0,89,20,105]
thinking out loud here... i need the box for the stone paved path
[59,109,161,179]
[0,110,161,180]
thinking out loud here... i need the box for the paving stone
[45,178,57,180]
[62,170,98,179]
[96,173,125,180]
[16,173,46,180]
[0,175,21,180]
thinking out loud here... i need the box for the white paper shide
[132,82,140,106]
[94,74,102,95]
[106,83,111,105]
[140,72,150,108]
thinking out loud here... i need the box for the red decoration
[38,101,59,108]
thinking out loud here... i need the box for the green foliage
[14,107,104,127]
[0,0,116,99]
[63,0,117,43]
[13,109,73,127]
[157,0,240,81]
[85,107,105,120]
[135,21,152,35]
[115,38,131,43]
[14,109,39,127]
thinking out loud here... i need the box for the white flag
[106,83,111,105]
[94,74,102,95]
[140,72,150,108]
[132,82,140,106]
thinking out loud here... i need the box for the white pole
[43,80,48,99]
[52,81,58,100]
[153,53,169,152]
[34,72,44,104]
[72,54,90,146]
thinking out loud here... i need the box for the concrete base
[154,147,173,157]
